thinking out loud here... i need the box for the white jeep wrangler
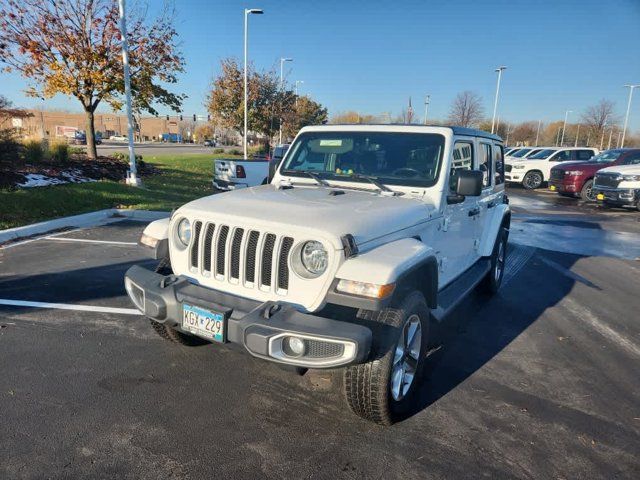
[125,125,511,425]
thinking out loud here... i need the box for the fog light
[282,336,306,357]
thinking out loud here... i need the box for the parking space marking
[42,237,138,246]
[0,228,82,250]
[0,299,141,315]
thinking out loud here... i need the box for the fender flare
[140,217,170,260]
[478,204,511,257]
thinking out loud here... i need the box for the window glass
[623,152,640,165]
[479,143,492,187]
[282,132,446,188]
[588,150,623,163]
[551,150,571,161]
[449,141,474,192]
[528,149,556,159]
[511,148,532,158]
[576,150,594,160]
[494,144,504,184]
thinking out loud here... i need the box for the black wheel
[343,291,430,425]
[479,224,508,294]
[149,258,209,346]
[580,179,596,202]
[522,171,543,190]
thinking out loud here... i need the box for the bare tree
[581,100,618,135]
[448,91,484,128]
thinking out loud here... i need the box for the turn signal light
[336,280,395,299]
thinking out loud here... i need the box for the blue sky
[2,0,640,131]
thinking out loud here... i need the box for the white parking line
[0,299,141,315]
[0,228,82,250]
[43,237,138,246]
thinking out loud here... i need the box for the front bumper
[548,179,581,194]
[593,186,639,206]
[124,265,372,368]
[212,179,248,191]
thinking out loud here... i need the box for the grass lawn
[0,153,240,230]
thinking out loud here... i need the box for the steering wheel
[392,167,421,178]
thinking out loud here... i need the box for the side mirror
[455,169,483,196]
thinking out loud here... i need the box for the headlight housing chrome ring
[291,240,328,278]
[176,218,191,247]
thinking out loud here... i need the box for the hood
[597,164,640,175]
[552,161,604,172]
[178,184,434,248]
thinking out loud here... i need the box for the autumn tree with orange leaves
[0,0,185,158]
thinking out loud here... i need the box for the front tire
[522,171,543,190]
[149,258,209,346]
[580,179,596,202]
[343,291,430,425]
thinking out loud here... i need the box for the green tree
[282,96,328,139]
[0,0,185,159]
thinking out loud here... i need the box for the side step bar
[432,259,491,323]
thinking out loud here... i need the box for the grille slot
[230,228,245,279]
[245,231,260,284]
[277,237,294,291]
[216,226,230,276]
[202,223,215,272]
[261,234,276,287]
[505,164,512,173]
[190,221,202,269]
[305,340,344,358]
[595,173,621,189]
[550,169,565,181]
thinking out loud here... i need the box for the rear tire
[343,291,430,425]
[580,179,596,202]
[479,225,508,294]
[149,258,209,346]
[522,171,543,190]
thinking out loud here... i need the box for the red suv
[548,149,640,201]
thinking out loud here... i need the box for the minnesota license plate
[596,193,605,201]
[182,303,226,343]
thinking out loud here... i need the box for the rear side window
[479,143,493,188]
[494,145,505,184]
[552,150,572,161]
[623,152,640,165]
[450,141,474,192]
[576,150,594,160]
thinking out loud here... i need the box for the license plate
[182,303,226,343]
[596,193,605,201]
[549,185,556,191]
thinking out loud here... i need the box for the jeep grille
[188,221,295,293]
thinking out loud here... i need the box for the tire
[479,225,508,294]
[149,258,209,346]
[580,179,596,202]
[522,171,543,190]
[343,291,430,425]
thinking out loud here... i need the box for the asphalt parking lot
[1,190,639,479]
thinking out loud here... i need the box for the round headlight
[176,218,191,246]
[300,241,328,275]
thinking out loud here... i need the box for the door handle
[468,207,480,217]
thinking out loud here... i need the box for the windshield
[511,148,532,158]
[589,150,623,163]
[528,149,556,159]
[281,131,446,187]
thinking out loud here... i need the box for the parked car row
[505,146,640,210]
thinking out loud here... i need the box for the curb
[0,209,169,244]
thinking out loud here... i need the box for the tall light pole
[617,131,622,148]
[574,124,580,147]
[535,120,542,146]
[621,84,639,148]
[600,113,610,150]
[560,110,572,146]
[491,66,507,134]
[607,128,613,149]
[423,95,430,125]
[118,0,140,186]
[295,80,304,107]
[278,57,292,145]
[243,8,263,159]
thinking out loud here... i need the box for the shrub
[0,128,21,163]
[228,148,242,156]
[212,148,224,154]
[68,146,86,155]
[23,139,45,163]
[49,141,70,162]
[112,151,126,161]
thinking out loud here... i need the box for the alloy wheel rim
[586,183,595,201]
[390,315,422,401]
[526,173,542,189]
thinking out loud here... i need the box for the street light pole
[118,0,140,186]
[607,128,613,149]
[278,57,292,145]
[574,124,580,147]
[491,66,507,134]
[424,95,430,125]
[535,120,541,146]
[295,80,304,106]
[560,110,572,146]
[621,84,639,148]
[243,8,263,159]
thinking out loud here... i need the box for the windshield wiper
[350,174,403,196]
[299,170,332,187]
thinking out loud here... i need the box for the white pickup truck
[593,163,640,211]
[126,125,510,425]
[213,158,270,191]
